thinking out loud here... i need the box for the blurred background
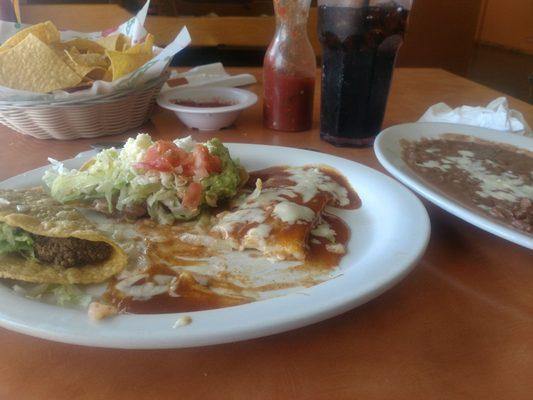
[10,0,533,103]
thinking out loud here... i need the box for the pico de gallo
[43,134,245,224]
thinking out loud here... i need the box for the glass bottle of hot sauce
[263,0,316,132]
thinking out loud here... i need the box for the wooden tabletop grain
[0,68,532,400]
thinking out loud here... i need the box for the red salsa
[263,64,315,132]
[172,99,235,108]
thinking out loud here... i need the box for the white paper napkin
[161,62,257,92]
[419,97,532,136]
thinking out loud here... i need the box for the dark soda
[318,2,409,146]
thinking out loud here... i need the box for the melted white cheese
[115,273,169,299]
[458,150,474,157]
[418,160,450,172]
[241,224,273,252]
[285,167,350,206]
[418,150,533,203]
[311,222,336,242]
[445,153,532,202]
[244,223,272,242]
[272,201,315,224]
[213,208,267,238]
[326,243,345,254]
[213,167,351,251]
[152,275,175,285]
[179,233,217,247]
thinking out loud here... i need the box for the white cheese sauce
[311,221,336,242]
[272,201,315,224]
[418,148,533,203]
[285,167,350,206]
[213,166,351,239]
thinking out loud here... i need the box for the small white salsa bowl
[157,87,258,131]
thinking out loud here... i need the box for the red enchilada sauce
[105,213,351,315]
[306,213,350,269]
[104,166,359,314]
[247,165,361,210]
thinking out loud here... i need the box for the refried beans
[401,134,533,235]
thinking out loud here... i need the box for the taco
[0,187,127,284]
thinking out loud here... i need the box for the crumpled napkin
[419,97,532,136]
[162,62,256,92]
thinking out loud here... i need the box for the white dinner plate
[374,122,533,250]
[0,144,429,349]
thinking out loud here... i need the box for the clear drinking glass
[263,0,316,132]
[318,0,412,146]
[0,0,17,22]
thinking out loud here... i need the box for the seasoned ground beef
[92,199,148,219]
[32,235,112,268]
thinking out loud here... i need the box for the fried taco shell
[0,187,127,284]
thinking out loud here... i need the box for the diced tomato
[136,141,223,180]
[192,144,223,178]
[192,146,209,179]
[180,153,195,177]
[137,140,188,172]
[208,154,223,173]
[182,182,203,210]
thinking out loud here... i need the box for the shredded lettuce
[12,283,49,298]
[43,133,154,212]
[12,283,92,308]
[51,285,92,307]
[43,134,243,224]
[0,222,34,257]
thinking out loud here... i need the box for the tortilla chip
[61,50,94,78]
[0,187,127,284]
[61,38,106,54]
[96,33,130,51]
[0,34,82,93]
[103,67,114,82]
[126,34,154,56]
[75,52,109,68]
[86,68,107,81]
[106,49,152,80]
[68,46,81,56]
[0,21,59,52]
[62,49,109,79]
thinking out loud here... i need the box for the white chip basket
[0,72,169,140]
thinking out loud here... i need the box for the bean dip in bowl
[375,122,533,249]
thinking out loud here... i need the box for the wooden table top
[0,68,532,400]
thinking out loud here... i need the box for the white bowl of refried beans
[157,87,257,131]
[374,122,533,249]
